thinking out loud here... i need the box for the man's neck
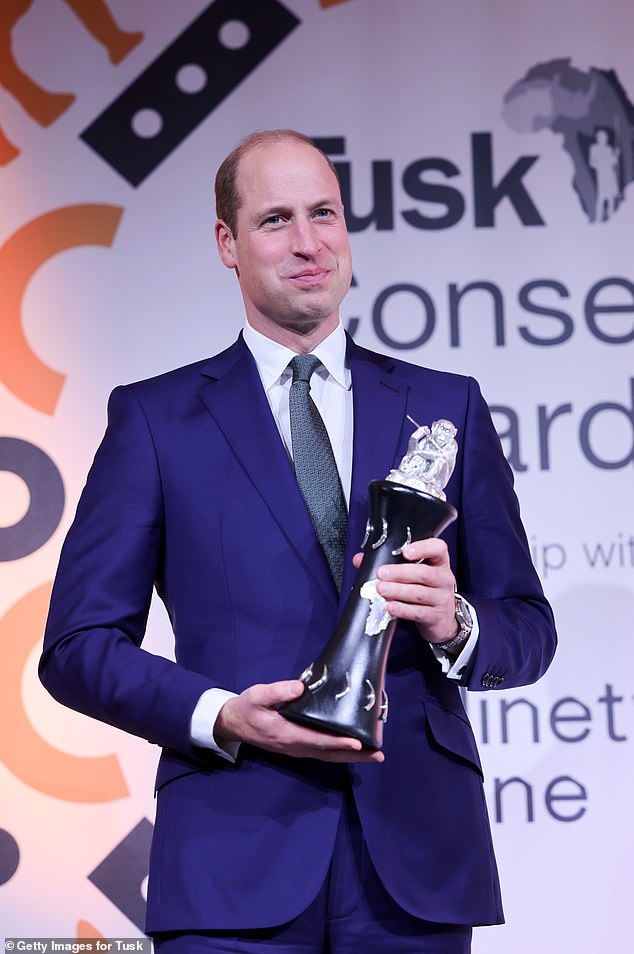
[244,313,340,353]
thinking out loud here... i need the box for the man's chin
[276,296,340,325]
[263,308,340,340]
[283,312,337,332]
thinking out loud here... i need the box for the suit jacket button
[495,675,505,687]
[481,674,492,687]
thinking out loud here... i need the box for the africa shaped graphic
[503,58,634,222]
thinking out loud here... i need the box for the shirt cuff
[190,687,241,762]
[429,596,479,680]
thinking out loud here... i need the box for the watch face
[455,596,473,635]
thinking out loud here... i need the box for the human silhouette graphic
[503,59,634,222]
[589,128,621,221]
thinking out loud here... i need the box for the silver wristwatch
[437,594,473,653]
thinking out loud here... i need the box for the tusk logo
[503,58,634,223]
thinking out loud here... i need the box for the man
[40,130,557,952]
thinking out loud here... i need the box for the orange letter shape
[0,204,123,414]
[0,583,129,802]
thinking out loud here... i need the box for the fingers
[401,538,451,565]
[375,565,455,636]
[377,561,455,593]
[259,712,385,763]
[375,538,454,594]
[217,681,384,763]
[379,591,454,639]
[277,721,385,763]
[249,679,306,706]
[371,538,456,643]
[353,538,450,572]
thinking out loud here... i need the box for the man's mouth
[287,268,330,286]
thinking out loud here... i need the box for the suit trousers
[152,788,473,953]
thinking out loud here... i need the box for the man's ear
[215,219,237,270]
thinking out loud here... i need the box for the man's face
[215,139,352,344]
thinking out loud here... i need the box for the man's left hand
[353,538,458,645]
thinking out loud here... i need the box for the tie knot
[289,353,321,384]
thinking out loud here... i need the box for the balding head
[215,130,339,237]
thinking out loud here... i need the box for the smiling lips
[287,267,331,286]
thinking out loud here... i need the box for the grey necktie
[288,353,348,591]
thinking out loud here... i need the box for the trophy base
[281,686,385,750]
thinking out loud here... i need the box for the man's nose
[290,218,321,256]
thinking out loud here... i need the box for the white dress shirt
[190,322,477,759]
[243,320,354,503]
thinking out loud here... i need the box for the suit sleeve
[39,386,215,757]
[452,377,557,690]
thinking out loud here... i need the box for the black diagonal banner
[81,0,300,186]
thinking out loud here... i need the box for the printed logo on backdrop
[503,58,634,223]
[81,0,300,185]
[0,0,301,174]
[0,1,143,164]
[311,67,634,482]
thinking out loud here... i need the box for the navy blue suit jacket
[40,335,556,931]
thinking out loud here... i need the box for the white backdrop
[1,1,632,951]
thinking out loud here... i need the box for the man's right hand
[214,680,384,763]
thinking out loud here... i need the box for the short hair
[214,130,339,237]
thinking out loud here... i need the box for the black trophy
[280,419,459,750]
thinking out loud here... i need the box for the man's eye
[264,214,283,226]
[314,208,333,218]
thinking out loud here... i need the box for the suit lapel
[197,335,415,607]
[341,338,410,595]
[198,336,339,608]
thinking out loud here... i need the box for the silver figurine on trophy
[280,419,459,749]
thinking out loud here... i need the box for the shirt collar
[243,321,350,391]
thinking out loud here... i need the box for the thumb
[264,679,306,706]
